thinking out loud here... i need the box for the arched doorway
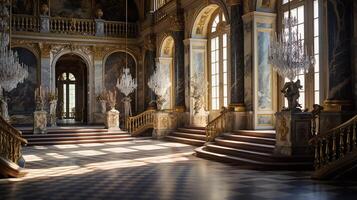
[55,54,88,124]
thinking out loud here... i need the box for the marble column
[144,49,156,109]
[229,1,245,112]
[39,43,51,89]
[323,0,354,111]
[172,30,185,111]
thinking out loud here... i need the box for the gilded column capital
[39,42,51,58]
[168,14,184,32]
[144,34,156,51]
[94,46,107,60]
[227,0,241,6]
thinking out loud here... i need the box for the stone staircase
[195,130,313,170]
[166,127,206,146]
[19,127,134,146]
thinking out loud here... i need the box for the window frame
[277,0,321,110]
[207,10,230,111]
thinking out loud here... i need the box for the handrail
[205,107,231,142]
[0,115,28,164]
[50,17,95,35]
[104,20,138,38]
[11,15,138,38]
[310,115,357,170]
[126,110,155,136]
[12,14,40,32]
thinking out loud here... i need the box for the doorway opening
[55,54,88,125]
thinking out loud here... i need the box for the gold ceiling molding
[50,43,94,63]
[160,36,175,57]
[192,5,219,37]
[11,39,40,58]
[168,14,185,32]
[144,34,156,51]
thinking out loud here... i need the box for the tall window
[313,0,320,104]
[59,72,76,119]
[280,0,320,109]
[209,12,228,110]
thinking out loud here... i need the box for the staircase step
[23,132,127,138]
[165,136,205,146]
[19,127,111,135]
[177,128,206,135]
[184,126,205,130]
[195,146,313,170]
[26,137,133,146]
[215,138,274,153]
[171,132,206,141]
[206,144,312,163]
[25,134,130,142]
[222,133,276,145]
[233,130,276,139]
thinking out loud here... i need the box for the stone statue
[35,86,46,111]
[106,89,117,110]
[122,96,132,118]
[49,100,57,127]
[0,96,10,121]
[281,80,302,112]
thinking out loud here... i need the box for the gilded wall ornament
[277,116,289,141]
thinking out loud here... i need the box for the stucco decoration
[192,5,219,38]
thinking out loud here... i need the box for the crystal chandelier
[268,5,315,111]
[116,68,137,97]
[268,16,314,81]
[116,0,137,118]
[0,2,28,120]
[148,62,171,110]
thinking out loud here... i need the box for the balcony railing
[11,14,138,38]
[50,17,95,35]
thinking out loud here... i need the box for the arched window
[280,0,320,109]
[209,11,228,110]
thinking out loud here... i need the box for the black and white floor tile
[0,140,356,200]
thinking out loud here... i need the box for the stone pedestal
[152,111,177,139]
[95,19,104,36]
[40,15,50,33]
[33,111,47,134]
[191,112,209,127]
[105,109,120,130]
[274,111,312,156]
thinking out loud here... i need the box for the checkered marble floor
[0,140,356,200]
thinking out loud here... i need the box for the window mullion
[219,34,224,108]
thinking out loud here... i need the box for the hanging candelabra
[268,8,314,111]
[115,0,137,121]
[116,68,137,118]
[148,62,171,110]
[0,2,28,121]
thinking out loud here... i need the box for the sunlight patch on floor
[71,150,106,157]
[101,147,138,153]
[23,155,43,162]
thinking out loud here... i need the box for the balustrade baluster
[346,127,351,152]
[332,132,337,161]
[314,141,320,168]
[325,137,330,164]
[340,129,345,157]
[319,139,325,165]
[353,122,357,149]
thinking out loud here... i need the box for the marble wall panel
[104,52,136,115]
[8,47,38,116]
